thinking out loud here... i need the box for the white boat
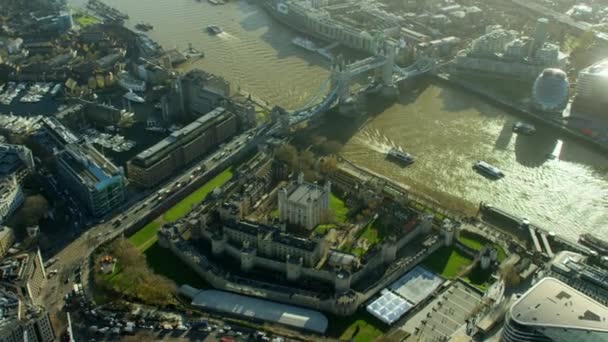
[473,161,505,179]
[512,122,536,135]
[124,90,145,103]
[387,147,415,165]
[292,37,317,52]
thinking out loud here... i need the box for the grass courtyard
[128,168,233,251]
[423,246,474,279]
[328,311,387,342]
[458,231,507,262]
[330,192,348,223]
[74,13,100,27]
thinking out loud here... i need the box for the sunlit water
[69,0,608,240]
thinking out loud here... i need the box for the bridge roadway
[285,57,435,127]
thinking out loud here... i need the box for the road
[40,130,256,322]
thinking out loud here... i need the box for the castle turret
[479,246,496,270]
[211,232,227,256]
[442,219,459,246]
[335,270,352,292]
[240,241,256,272]
[381,236,398,264]
[419,214,434,235]
[286,255,303,281]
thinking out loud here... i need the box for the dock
[478,202,591,256]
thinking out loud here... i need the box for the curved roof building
[532,68,569,113]
[502,277,608,342]
[180,286,328,334]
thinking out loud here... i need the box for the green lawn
[330,192,348,223]
[458,236,485,251]
[128,221,161,250]
[74,14,99,27]
[351,247,366,257]
[144,242,209,288]
[328,311,387,342]
[163,168,233,222]
[423,246,474,279]
[457,231,507,263]
[269,208,279,219]
[327,309,388,342]
[128,168,233,251]
[314,223,336,235]
[494,243,507,262]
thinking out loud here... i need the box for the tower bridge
[270,41,436,133]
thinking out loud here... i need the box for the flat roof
[389,266,445,304]
[133,107,227,166]
[183,287,328,333]
[510,277,608,332]
[287,183,325,205]
[366,289,413,325]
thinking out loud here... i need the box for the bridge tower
[380,41,399,98]
[330,55,351,104]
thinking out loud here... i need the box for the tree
[274,144,297,166]
[321,140,343,155]
[319,156,338,175]
[500,263,521,288]
[311,135,327,147]
[13,195,48,228]
[298,150,315,169]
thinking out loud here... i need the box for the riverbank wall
[431,72,608,154]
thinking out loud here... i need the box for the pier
[478,202,591,257]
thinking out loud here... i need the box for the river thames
[70,0,608,240]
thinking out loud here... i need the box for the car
[64,278,70,284]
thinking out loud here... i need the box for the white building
[0,226,15,258]
[470,28,517,57]
[278,173,330,230]
[0,176,24,224]
[576,58,608,102]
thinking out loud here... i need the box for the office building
[0,144,35,180]
[452,21,567,82]
[533,18,549,53]
[0,226,15,258]
[573,58,608,117]
[502,277,608,342]
[56,143,126,217]
[164,70,231,122]
[0,251,47,305]
[0,176,24,224]
[127,107,238,188]
[0,288,54,342]
[278,173,330,230]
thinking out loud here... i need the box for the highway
[40,129,258,321]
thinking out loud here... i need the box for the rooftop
[366,289,413,325]
[183,287,328,333]
[41,117,81,146]
[133,107,227,166]
[0,176,19,202]
[224,221,317,252]
[57,143,123,189]
[286,183,325,205]
[510,277,608,332]
[580,58,608,77]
